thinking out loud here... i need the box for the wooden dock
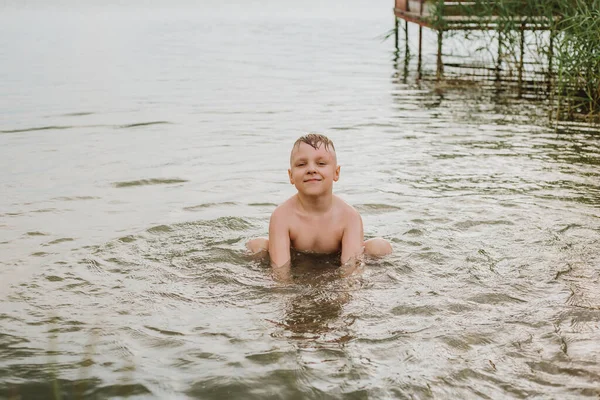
[393,0,556,81]
[394,0,554,30]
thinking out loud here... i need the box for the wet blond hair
[290,133,336,165]
[292,133,335,153]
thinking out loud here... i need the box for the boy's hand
[271,261,292,283]
[340,255,364,278]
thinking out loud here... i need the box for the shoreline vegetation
[396,0,600,123]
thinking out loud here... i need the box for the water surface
[1,1,599,398]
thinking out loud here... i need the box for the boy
[247,133,392,280]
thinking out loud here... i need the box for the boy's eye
[318,162,326,166]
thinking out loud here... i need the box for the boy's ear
[288,168,294,184]
[334,165,340,182]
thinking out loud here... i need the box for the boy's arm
[268,207,291,281]
[340,208,364,270]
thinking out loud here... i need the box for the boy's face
[288,142,340,196]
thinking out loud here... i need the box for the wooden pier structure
[393,0,556,84]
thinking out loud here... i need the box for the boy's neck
[295,192,334,214]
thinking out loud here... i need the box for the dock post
[548,29,554,94]
[496,30,502,82]
[394,16,399,49]
[436,29,443,79]
[417,26,423,80]
[404,20,410,80]
[518,24,525,98]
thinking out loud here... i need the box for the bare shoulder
[333,195,362,222]
[270,195,297,221]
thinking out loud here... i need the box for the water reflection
[392,24,411,85]
[0,378,150,399]
[391,22,558,117]
[276,252,352,338]
[281,288,348,337]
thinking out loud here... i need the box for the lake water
[1,1,599,398]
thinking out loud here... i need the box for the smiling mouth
[304,178,321,182]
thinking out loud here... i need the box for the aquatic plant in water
[553,0,600,120]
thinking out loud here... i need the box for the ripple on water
[117,121,171,129]
[43,238,75,246]
[184,202,238,211]
[112,178,188,188]
[248,202,278,207]
[59,111,94,117]
[30,251,53,257]
[0,125,76,134]
[146,224,174,234]
[404,228,424,236]
[67,217,259,319]
[51,196,101,201]
[117,235,136,243]
[0,379,155,400]
[145,217,253,236]
[354,203,402,215]
[390,304,439,316]
[25,231,49,236]
[454,219,515,230]
[467,292,526,305]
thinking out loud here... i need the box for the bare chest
[289,214,345,254]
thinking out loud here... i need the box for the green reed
[430,0,600,121]
[553,1,600,121]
